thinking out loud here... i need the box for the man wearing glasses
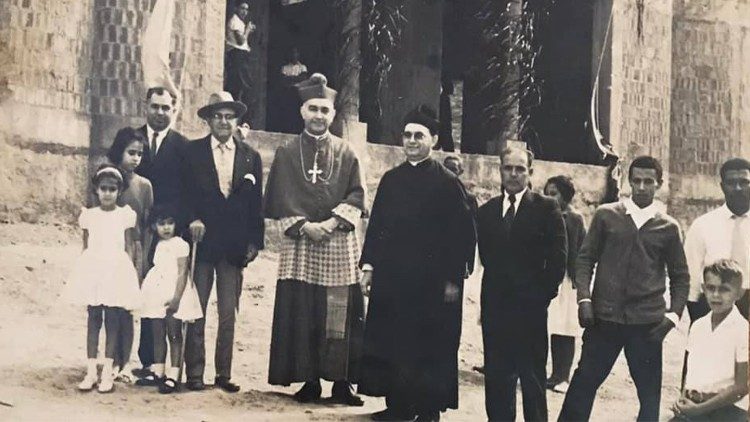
[358,105,476,421]
[181,91,265,393]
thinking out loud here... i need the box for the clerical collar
[408,156,430,166]
[302,130,330,143]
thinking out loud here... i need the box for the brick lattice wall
[608,0,673,201]
[669,0,750,229]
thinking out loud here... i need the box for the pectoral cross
[308,159,323,184]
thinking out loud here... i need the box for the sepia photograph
[0,0,748,420]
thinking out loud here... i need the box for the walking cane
[177,240,198,385]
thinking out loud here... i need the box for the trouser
[113,310,133,370]
[225,48,253,122]
[483,305,549,421]
[559,321,662,422]
[549,335,575,383]
[687,289,749,322]
[184,258,242,381]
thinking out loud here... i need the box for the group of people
[63,68,749,422]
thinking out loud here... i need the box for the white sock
[152,363,165,377]
[166,366,179,381]
[85,358,98,378]
[101,358,114,379]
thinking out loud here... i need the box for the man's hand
[302,222,331,243]
[189,219,206,242]
[320,218,339,234]
[647,317,675,342]
[671,396,702,418]
[578,301,596,328]
[359,271,372,296]
[164,297,180,314]
[243,244,259,267]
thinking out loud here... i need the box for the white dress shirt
[146,125,169,156]
[211,136,235,198]
[684,307,749,409]
[685,205,750,301]
[502,187,527,218]
[226,14,251,51]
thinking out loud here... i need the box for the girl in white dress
[66,165,141,393]
[137,204,202,393]
[544,176,587,393]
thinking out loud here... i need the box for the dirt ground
[0,222,688,421]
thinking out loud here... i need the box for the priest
[358,105,477,422]
[266,73,366,406]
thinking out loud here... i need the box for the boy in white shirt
[672,259,749,421]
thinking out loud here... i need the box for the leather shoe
[185,379,205,391]
[294,380,322,403]
[214,377,240,393]
[330,381,364,407]
[371,407,416,421]
[415,411,440,421]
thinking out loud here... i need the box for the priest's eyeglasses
[402,131,427,141]
[212,112,238,121]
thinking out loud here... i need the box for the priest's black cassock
[358,157,476,413]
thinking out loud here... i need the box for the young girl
[544,175,587,393]
[67,164,142,393]
[106,127,154,381]
[137,204,202,393]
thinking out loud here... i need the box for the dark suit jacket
[181,135,265,266]
[135,125,189,224]
[477,190,567,313]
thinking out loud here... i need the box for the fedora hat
[197,91,247,120]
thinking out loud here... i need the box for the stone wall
[0,0,94,223]
[245,130,610,225]
[0,0,225,223]
[669,0,750,229]
[607,0,674,200]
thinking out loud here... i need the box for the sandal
[114,370,134,384]
[134,372,160,387]
[158,377,178,394]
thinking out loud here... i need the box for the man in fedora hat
[181,91,265,392]
[266,73,367,406]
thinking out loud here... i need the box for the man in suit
[136,87,189,221]
[181,91,265,392]
[477,145,567,421]
[130,86,189,379]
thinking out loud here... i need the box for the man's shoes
[330,381,364,406]
[214,376,240,393]
[294,380,322,403]
[371,407,416,421]
[415,411,440,422]
[185,379,206,391]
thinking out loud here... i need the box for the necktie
[504,194,516,231]
[218,143,230,197]
[731,215,749,280]
[151,131,159,158]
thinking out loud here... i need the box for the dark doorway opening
[526,0,599,164]
[265,0,338,134]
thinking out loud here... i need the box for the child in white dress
[137,204,202,393]
[66,165,142,393]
